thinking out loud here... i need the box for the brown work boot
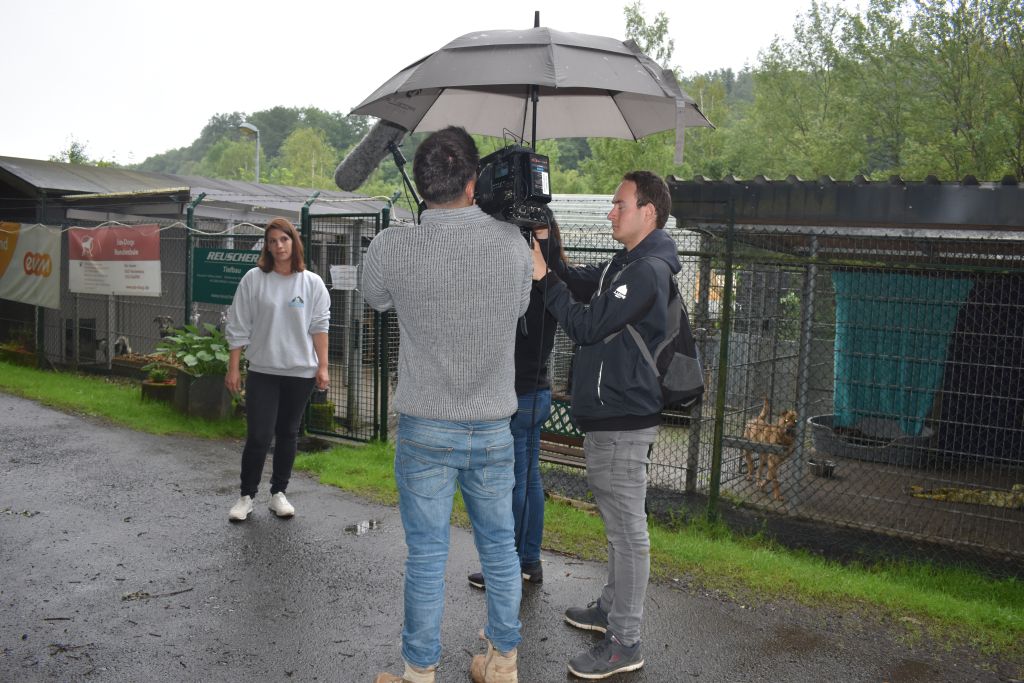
[469,636,518,683]
[374,662,435,683]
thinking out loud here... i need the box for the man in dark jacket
[529,171,679,680]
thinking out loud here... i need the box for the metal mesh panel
[699,224,1024,560]
[305,213,382,441]
[539,221,718,505]
[32,219,191,375]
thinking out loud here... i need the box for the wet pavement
[1,392,1019,682]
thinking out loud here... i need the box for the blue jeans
[511,389,552,568]
[395,414,522,669]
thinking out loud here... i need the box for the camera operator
[529,171,680,680]
[362,126,532,683]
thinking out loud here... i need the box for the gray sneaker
[567,633,644,679]
[563,600,608,634]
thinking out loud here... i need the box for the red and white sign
[0,222,62,309]
[68,225,161,296]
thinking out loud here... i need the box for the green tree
[197,139,255,180]
[990,0,1024,178]
[274,127,338,189]
[903,0,1002,178]
[50,138,91,164]
[843,0,917,176]
[624,1,674,67]
[731,1,863,179]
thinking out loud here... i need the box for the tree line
[60,0,1024,196]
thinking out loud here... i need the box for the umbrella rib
[611,91,642,142]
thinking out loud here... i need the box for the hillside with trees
[62,0,1021,197]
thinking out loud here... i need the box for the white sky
[3,0,852,164]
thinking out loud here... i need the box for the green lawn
[2,360,1022,667]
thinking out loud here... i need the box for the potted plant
[307,399,337,432]
[140,364,177,404]
[153,323,235,419]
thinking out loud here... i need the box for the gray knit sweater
[361,205,532,421]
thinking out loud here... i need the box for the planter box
[141,380,176,404]
[174,373,233,420]
[110,356,149,380]
[0,347,37,368]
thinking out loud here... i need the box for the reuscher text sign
[192,248,259,304]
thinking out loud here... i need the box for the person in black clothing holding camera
[468,206,571,590]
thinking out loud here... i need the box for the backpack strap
[622,257,676,374]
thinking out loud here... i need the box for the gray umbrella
[350,26,712,163]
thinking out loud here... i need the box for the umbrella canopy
[350,27,712,163]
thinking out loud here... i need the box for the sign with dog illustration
[0,222,62,309]
[68,225,161,296]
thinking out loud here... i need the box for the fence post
[685,239,714,493]
[707,202,736,522]
[787,235,818,511]
[184,193,206,326]
[301,192,319,257]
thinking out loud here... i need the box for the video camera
[475,145,552,232]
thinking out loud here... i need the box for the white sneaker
[228,495,253,522]
[268,492,295,518]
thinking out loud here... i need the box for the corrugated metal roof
[0,156,408,218]
[669,175,1024,231]
[667,175,1024,267]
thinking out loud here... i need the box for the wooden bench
[539,394,586,468]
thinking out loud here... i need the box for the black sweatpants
[239,371,315,498]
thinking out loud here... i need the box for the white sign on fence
[68,225,162,297]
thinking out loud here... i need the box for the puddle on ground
[345,519,382,536]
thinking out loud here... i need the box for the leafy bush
[151,323,232,377]
[145,366,173,383]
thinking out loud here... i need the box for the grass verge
[0,360,245,439]
[2,361,1021,666]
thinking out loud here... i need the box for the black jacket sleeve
[539,259,660,346]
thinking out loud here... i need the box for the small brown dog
[742,397,798,502]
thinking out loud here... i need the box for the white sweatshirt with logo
[225,268,330,378]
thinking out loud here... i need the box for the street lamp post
[238,122,260,183]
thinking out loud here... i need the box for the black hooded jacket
[514,236,561,394]
[537,228,681,432]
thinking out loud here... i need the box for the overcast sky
[4,0,854,164]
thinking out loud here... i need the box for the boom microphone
[334,119,407,192]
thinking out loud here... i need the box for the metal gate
[303,212,386,442]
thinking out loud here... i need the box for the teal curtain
[832,272,973,435]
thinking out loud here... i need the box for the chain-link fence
[39,219,191,375]
[544,219,1022,565]
[304,212,383,442]
[1,210,387,444]
[4,195,1022,564]
[688,223,1024,563]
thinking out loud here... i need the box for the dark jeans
[239,371,315,498]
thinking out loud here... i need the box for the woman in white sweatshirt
[224,217,330,521]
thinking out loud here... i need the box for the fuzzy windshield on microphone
[334,120,408,192]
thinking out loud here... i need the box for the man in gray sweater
[363,126,532,683]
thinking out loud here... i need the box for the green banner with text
[192,248,259,304]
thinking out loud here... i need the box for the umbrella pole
[531,85,539,150]
[531,11,540,149]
